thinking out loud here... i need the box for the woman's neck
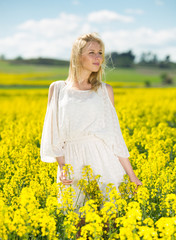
[69,70,92,89]
[77,69,91,85]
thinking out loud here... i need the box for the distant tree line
[138,52,175,69]
[106,51,176,69]
[0,56,70,67]
[0,51,176,68]
[106,51,135,68]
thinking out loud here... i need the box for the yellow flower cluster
[0,87,175,239]
[63,164,74,181]
[0,72,54,86]
[77,166,103,207]
[79,200,104,239]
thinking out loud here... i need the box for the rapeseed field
[0,86,176,239]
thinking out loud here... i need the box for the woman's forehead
[83,41,102,51]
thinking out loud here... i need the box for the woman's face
[80,41,103,74]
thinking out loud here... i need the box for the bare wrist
[60,163,65,171]
[56,156,65,170]
[128,172,137,180]
[129,174,138,182]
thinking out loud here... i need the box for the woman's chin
[92,67,100,72]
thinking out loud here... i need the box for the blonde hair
[67,32,105,92]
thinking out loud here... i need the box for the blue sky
[0,0,176,61]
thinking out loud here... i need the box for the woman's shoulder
[105,82,113,90]
[101,82,113,92]
[48,80,66,102]
[49,80,67,91]
[50,80,66,87]
[101,82,114,106]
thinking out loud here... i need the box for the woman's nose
[95,53,102,59]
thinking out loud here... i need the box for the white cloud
[87,10,134,23]
[125,9,144,15]
[0,13,94,59]
[72,0,79,5]
[155,0,164,5]
[0,12,176,61]
[102,28,176,61]
[17,13,81,38]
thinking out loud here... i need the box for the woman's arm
[118,156,142,185]
[56,156,73,185]
[106,84,142,186]
[56,156,65,170]
[47,84,72,185]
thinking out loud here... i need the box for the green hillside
[0,60,176,88]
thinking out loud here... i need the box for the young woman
[40,32,142,205]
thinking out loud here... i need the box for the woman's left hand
[130,175,142,194]
[130,176,142,186]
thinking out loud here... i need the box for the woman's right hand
[59,170,73,185]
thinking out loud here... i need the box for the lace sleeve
[40,82,65,163]
[103,82,130,158]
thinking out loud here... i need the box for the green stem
[109,220,112,238]
[74,187,83,209]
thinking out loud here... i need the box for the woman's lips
[93,63,100,66]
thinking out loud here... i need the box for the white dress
[40,80,130,205]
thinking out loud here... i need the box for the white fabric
[40,82,65,163]
[40,80,130,199]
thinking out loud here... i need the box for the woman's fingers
[60,178,73,185]
[59,170,73,185]
[62,179,73,185]
[132,183,141,195]
[61,170,66,179]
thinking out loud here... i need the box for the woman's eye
[89,52,103,55]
